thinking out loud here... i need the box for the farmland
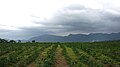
[0,41,120,67]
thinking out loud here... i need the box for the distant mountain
[29,32,120,42]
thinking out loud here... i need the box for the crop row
[0,41,119,67]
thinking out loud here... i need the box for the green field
[0,41,120,67]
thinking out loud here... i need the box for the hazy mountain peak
[29,32,120,42]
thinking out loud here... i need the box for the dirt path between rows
[27,46,52,67]
[55,45,69,67]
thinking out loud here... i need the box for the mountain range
[29,32,120,42]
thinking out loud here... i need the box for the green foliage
[0,38,8,43]
[0,41,119,67]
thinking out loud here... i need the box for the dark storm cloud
[1,5,120,39]
[20,27,53,36]
[0,29,19,39]
[30,5,120,36]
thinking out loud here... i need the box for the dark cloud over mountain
[33,5,120,34]
[0,5,120,39]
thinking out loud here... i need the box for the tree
[9,40,16,43]
[0,38,8,43]
[32,40,35,43]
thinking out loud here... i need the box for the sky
[0,0,120,40]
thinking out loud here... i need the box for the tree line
[0,38,36,43]
[0,38,16,43]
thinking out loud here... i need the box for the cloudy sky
[0,0,120,40]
